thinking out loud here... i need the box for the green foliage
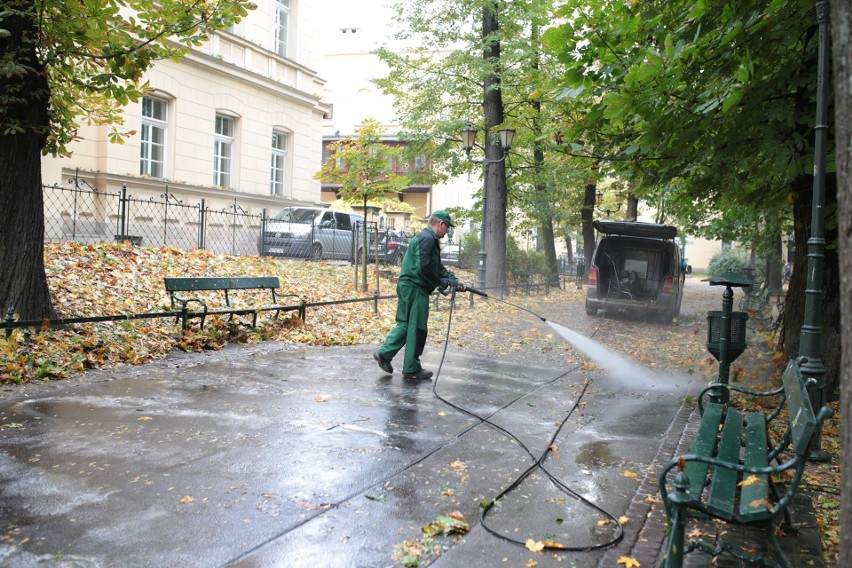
[505,235,548,275]
[314,119,410,208]
[707,248,749,277]
[458,231,480,270]
[543,0,827,243]
[1,0,254,156]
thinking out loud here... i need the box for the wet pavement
[0,338,702,568]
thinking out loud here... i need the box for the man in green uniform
[373,210,461,380]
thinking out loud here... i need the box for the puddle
[575,440,620,468]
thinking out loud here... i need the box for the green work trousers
[378,282,430,374]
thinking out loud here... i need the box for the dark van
[584,220,687,323]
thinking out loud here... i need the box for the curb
[597,397,697,567]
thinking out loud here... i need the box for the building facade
[41,0,330,235]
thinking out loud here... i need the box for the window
[140,96,167,178]
[214,114,235,187]
[270,130,288,197]
[275,0,290,57]
[414,155,427,169]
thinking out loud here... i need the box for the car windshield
[272,208,319,223]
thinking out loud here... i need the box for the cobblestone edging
[597,399,699,567]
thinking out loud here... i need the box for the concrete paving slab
[0,342,700,568]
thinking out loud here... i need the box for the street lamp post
[461,123,515,291]
[799,0,830,462]
[595,190,623,218]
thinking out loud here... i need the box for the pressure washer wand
[463,285,487,298]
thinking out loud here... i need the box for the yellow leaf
[525,539,545,552]
[597,519,613,526]
[179,496,195,504]
[619,515,629,525]
[645,495,660,504]
[549,444,559,452]
[617,556,641,567]
[748,498,775,512]
[524,560,538,567]
[137,416,153,421]
[687,529,704,538]
[315,395,330,403]
[738,474,761,487]
[542,540,565,549]
[622,470,638,479]
[449,460,466,470]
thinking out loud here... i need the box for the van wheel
[309,243,323,261]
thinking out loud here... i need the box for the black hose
[430,289,623,551]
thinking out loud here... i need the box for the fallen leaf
[525,539,545,552]
[748,498,775,512]
[542,540,565,548]
[448,511,467,522]
[687,529,704,538]
[617,556,641,567]
[179,496,195,504]
[524,560,538,567]
[622,470,637,479]
[618,515,629,525]
[597,519,613,526]
[548,444,559,452]
[315,395,330,403]
[645,495,660,504]
[738,474,761,487]
[137,416,153,421]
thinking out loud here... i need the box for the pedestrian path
[0,342,702,567]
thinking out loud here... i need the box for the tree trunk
[581,182,596,263]
[766,227,783,292]
[828,2,851,564]
[780,173,841,400]
[564,235,573,262]
[0,6,57,321]
[626,193,638,221]
[482,2,507,296]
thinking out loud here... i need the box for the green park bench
[658,358,833,568]
[164,276,304,330]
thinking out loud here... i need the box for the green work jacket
[398,227,456,293]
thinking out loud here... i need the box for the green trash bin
[706,311,748,362]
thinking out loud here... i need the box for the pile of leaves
[0,241,515,384]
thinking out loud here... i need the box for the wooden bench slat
[164,276,280,292]
[739,412,770,521]
[706,408,743,519]
[685,402,724,499]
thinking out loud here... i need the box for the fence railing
[44,176,408,261]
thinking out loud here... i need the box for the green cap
[433,210,454,227]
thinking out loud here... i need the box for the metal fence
[43,177,407,261]
[44,177,263,256]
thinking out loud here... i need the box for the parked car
[584,220,687,323]
[258,207,364,261]
[355,230,410,266]
[441,243,460,266]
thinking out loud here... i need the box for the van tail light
[387,242,398,250]
[588,266,598,286]
[662,275,674,294]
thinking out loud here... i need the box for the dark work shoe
[373,351,393,374]
[402,369,433,380]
